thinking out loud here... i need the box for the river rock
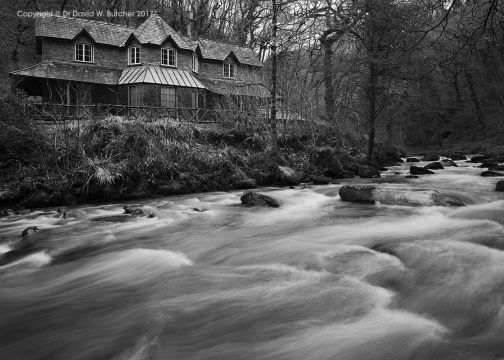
[240,192,280,208]
[21,226,40,238]
[479,162,498,168]
[410,166,434,175]
[422,154,440,161]
[489,165,504,172]
[424,162,444,170]
[406,157,420,162]
[277,166,301,185]
[309,175,332,185]
[444,153,466,161]
[339,185,375,204]
[471,155,491,163]
[439,159,458,167]
[432,192,466,206]
[357,165,381,178]
[496,180,504,192]
[123,204,155,218]
[481,171,504,177]
[234,178,257,189]
[405,175,419,178]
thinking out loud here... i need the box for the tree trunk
[464,70,484,124]
[322,39,336,125]
[270,0,278,152]
[452,72,462,105]
[366,62,377,163]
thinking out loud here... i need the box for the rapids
[1,157,504,360]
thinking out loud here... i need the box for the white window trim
[161,48,177,67]
[223,62,236,79]
[74,43,94,63]
[129,46,141,65]
[192,52,199,73]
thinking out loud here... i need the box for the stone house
[9,14,268,114]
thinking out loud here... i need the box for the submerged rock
[431,191,466,206]
[481,171,504,177]
[21,226,40,238]
[240,192,280,208]
[471,155,491,163]
[0,226,43,266]
[339,185,375,204]
[439,159,458,167]
[424,162,444,170]
[405,175,419,179]
[496,180,504,192]
[444,153,466,161]
[479,162,498,169]
[277,166,301,185]
[123,204,155,218]
[357,165,381,179]
[406,157,420,162]
[410,166,434,175]
[489,165,504,172]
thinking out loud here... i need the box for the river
[1,157,504,360]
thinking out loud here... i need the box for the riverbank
[0,104,406,211]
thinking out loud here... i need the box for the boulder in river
[240,192,280,208]
[444,153,466,161]
[406,157,420,162]
[471,155,491,163]
[496,180,504,192]
[489,165,504,172]
[410,166,434,175]
[422,154,440,161]
[424,162,444,170]
[309,175,332,185]
[123,204,155,218]
[21,226,40,238]
[357,165,381,179]
[431,191,466,206]
[339,185,375,204]
[405,175,419,179]
[481,171,504,177]
[479,162,498,169]
[277,166,301,185]
[439,159,458,167]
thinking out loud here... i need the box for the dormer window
[223,62,235,79]
[129,46,141,65]
[75,43,93,63]
[161,48,177,67]
[192,53,199,73]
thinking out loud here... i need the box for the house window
[129,46,141,65]
[223,62,235,78]
[192,53,199,73]
[161,48,177,67]
[161,87,176,108]
[75,43,93,63]
[129,85,145,106]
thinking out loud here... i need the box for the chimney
[186,11,194,39]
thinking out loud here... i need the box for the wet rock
[481,171,504,177]
[339,185,375,204]
[234,178,257,189]
[410,166,434,175]
[422,154,440,161]
[357,165,381,179]
[406,157,420,162]
[479,162,498,168]
[380,167,388,171]
[444,153,466,161]
[123,204,155,218]
[192,208,206,212]
[439,159,458,167]
[309,175,332,185]
[496,180,504,192]
[405,175,419,179]
[0,209,12,217]
[489,165,504,172]
[240,192,280,208]
[432,192,466,206]
[21,226,40,238]
[424,162,444,170]
[471,155,491,163]
[277,166,301,186]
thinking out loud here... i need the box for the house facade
[9,13,268,116]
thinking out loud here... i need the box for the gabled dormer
[73,29,95,63]
[160,36,179,68]
[124,34,142,66]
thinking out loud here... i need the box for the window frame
[161,48,177,67]
[74,43,94,63]
[129,46,141,65]
[223,62,236,79]
[192,52,199,73]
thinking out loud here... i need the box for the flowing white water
[1,158,504,360]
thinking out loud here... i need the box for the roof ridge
[49,15,136,29]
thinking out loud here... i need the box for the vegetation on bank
[1,96,405,210]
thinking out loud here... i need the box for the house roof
[35,16,134,47]
[134,14,193,49]
[118,66,205,89]
[9,61,122,85]
[198,77,270,98]
[198,39,262,67]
